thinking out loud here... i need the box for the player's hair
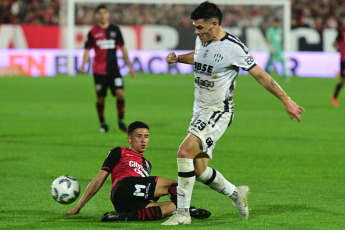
[128,121,149,136]
[95,4,108,13]
[191,1,222,25]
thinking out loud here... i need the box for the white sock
[177,158,195,216]
[196,167,237,200]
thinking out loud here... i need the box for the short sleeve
[116,27,124,47]
[101,147,121,172]
[230,43,256,71]
[84,31,93,49]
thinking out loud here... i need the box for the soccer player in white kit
[162,1,305,226]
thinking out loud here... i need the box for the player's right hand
[166,52,178,64]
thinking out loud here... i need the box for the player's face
[96,8,110,25]
[127,128,149,154]
[193,19,217,43]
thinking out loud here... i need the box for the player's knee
[97,97,105,104]
[177,147,193,158]
[115,90,125,100]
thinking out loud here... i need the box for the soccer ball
[51,175,80,204]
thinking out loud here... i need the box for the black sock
[168,183,178,206]
[334,83,343,98]
[119,206,162,221]
[116,100,125,121]
[96,103,105,123]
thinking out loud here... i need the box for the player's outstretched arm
[62,170,109,215]
[249,65,305,122]
[120,45,136,78]
[166,51,195,65]
[79,48,91,73]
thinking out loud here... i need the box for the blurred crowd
[1,0,345,29]
[0,0,60,25]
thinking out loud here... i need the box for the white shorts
[188,108,234,159]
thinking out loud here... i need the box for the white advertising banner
[0,49,340,78]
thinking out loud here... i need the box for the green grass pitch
[0,73,344,229]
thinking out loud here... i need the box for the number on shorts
[133,184,146,197]
[194,119,206,131]
[114,78,123,87]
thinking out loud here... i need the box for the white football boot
[233,185,250,220]
[161,212,191,225]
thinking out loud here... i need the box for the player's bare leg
[331,77,345,107]
[194,156,250,220]
[114,89,127,132]
[96,96,108,132]
[162,133,201,225]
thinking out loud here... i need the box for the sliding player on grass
[63,121,210,222]
[163,1,305,225]
[79,4,135,133]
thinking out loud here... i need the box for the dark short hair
[128,121,149,136]
[95,4,108,13]
[191,1,222,25]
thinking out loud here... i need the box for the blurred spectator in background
[0,0,60,25]
[1,0,345,29]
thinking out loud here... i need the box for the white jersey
[193,32,256,112]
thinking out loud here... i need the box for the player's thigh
[93,74,108,97]
[111,176,158,213]
[178,133,203,158]
[146,201,176,217]
[154,177,177,197]
[188,109,233,159]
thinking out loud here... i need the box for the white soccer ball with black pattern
[51,175,80,204]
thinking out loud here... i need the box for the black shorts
[93,72,123,96]
[111,176,158,213]
[341,62,345,78]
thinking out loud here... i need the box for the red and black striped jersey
[85,24,124,75]
[101,147,152,190]
[336,27,345,62]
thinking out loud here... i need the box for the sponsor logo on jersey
[194,62,213,76]
[195,76,214,88]
[96,39,116,49]
[129,160,149,177]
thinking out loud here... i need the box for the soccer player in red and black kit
[79,4,136,132]
[63,121,210,222]
[331,17,345,107]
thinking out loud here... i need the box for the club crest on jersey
[214,53,223,63]
[194,62,213,76]
[110,31,116,38]
[202,50,209,58]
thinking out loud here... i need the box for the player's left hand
[129,67,136,78]
[283,99,305,122]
